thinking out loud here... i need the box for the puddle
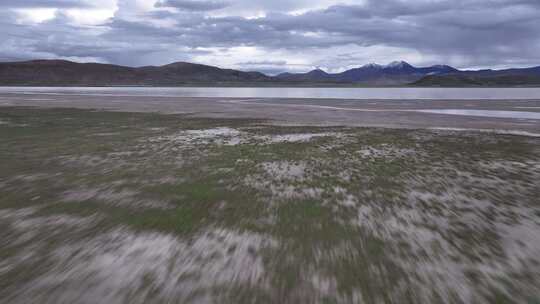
[417,109,540,120]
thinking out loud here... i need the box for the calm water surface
[1,87,540,100]
[417,109,540,120]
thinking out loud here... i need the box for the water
[1,87,540,100]
[417,109,540,120]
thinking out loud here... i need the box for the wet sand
[0,92,539,134]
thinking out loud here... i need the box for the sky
[1,0,539,74]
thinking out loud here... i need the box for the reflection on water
[417,109,540,119]
[1,86,540,99]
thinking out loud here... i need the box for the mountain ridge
[276,61,460,85]
[1,59,539,86]
[0,60,270,86]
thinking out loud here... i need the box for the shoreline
[1,92,539,135]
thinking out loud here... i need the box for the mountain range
[1,59,540,87]
[0,60,270,86]
[276,61,460,85]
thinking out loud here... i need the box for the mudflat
[0,92,539,134]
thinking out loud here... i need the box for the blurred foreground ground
[1,107,539,303]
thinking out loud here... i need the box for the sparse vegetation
[1,107,539,303]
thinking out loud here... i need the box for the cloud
[0,0,93,8]
[239,60,288,66]
[155,0,229,11]
[0,0,539,71]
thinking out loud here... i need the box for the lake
[1,87,540,100]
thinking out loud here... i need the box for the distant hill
[276,69,334,82]
[276,61,459,85]
[413,66,540,87]
[1,59,540,87]
[0,60,270,86]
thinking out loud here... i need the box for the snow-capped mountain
[276,61,460,84]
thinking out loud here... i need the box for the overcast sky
[1,0,539,74]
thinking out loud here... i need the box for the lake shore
[1,92,539,135]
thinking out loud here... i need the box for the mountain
[413,66,540,87]
[276,61,460,85]
[417,65,459,75]
[1,59,539,86]
[0,60,270,86]
[276,69,333,82]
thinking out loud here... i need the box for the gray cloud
[0,0,539,72]
[0,0,93,8]
[155,0,229,11]
[239,60,288,66]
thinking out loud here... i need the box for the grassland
[1,107,539,304]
